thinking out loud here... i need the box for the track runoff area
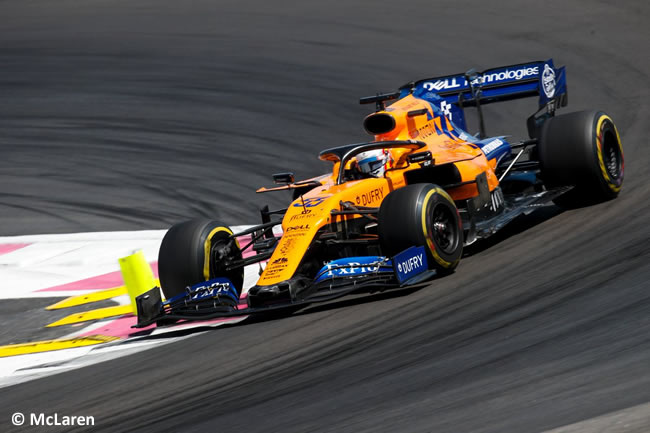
[0,228,265,387]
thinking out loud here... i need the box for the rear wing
[399,59,567,134]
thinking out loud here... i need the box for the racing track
[1,0,649,432]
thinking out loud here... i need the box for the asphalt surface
[0,298,117,346]
[1,0,649,432]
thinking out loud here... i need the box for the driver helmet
[356,149,391,177]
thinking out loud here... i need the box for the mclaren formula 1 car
[134,58,624,327]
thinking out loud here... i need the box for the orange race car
[134,59,624,327]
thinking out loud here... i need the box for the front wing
[133,246,433,328]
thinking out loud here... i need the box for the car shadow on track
[244,205,567,323]
[126,319,249,340]
[128,284,431,338]
[462,204,564,257]
[246,284,430,324]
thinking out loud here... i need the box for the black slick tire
[539,110,624,205]
[378,183,463,274]
[158,219,244,299]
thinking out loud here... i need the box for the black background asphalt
[1,0,649,432]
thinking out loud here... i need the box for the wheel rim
[602,128,622,180]
[430,203,459,255]
[211,238,237,270]
[209,237,243,290]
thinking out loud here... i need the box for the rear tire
[158,219,244,299]
[378,183,463,274]
[539,110,624,205]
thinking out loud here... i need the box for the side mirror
[407,151,433,164]
[272,172,295,184]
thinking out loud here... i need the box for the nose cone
[247,276,311,308]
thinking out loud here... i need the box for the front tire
[158,219,244,299]
[378,183,463,274]
[539,110,624,205]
